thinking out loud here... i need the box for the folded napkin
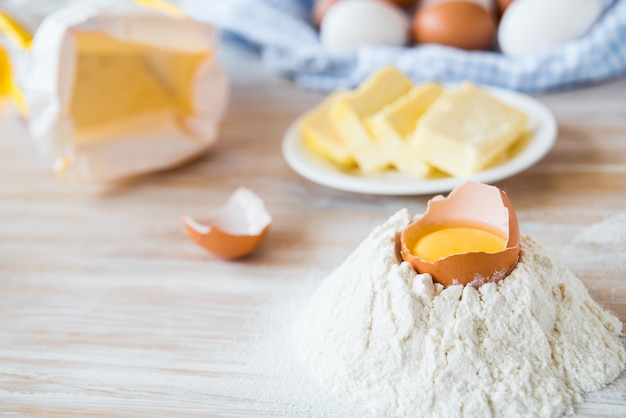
[179,0,626,92]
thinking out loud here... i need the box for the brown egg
[497,0,515,15]
[412,1,497,50]
[183,188,272,259]
[400,181,520,287]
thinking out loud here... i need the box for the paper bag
[14,2,229,182]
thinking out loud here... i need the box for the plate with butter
[282,68,557,195]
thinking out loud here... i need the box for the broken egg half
[183,188,272,259]
[400,181,520,286]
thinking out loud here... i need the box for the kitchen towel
[179,0,626,93]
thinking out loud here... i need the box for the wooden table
[1,44,625,417]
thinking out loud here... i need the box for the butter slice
[367,83,443,178]
[299,94,354,167]
[411,84,528,177]
[330,67,414,173]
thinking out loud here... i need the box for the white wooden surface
[1,45,625,417]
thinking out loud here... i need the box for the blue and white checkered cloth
[179,0,626,93]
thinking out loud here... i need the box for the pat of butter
[330,67,414,173]
[367,83,443,178]
[413,225,506,262]
[411,83,528,177]
[299,93,354,167]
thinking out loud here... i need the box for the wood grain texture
[1,45,625,417]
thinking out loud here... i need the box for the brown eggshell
[412,1,497,50]
[183,188,272,259]
[401,181,520,287]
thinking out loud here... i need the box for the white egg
[498,0,611,58]
[320,0,409,51]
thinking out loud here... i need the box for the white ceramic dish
[282,85,557,195]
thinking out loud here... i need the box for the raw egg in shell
[401,181,520,287]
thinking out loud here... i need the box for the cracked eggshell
[183,188,272,259]
[400,181,520,286]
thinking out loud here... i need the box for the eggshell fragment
[401,181,520,286]
[183,188,272,259]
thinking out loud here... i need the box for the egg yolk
[413,226,506,262]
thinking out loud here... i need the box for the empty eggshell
[400,181,520,286]
[183,188,272,259]
[412,1,497,50]
[320,0,410,51]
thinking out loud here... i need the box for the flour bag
[0,1,229,182]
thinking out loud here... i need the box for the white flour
[294,209,625,418]
[573,212,626,248]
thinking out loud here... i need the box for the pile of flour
[294,209,625,418]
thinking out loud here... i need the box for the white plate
[282,86,557,195]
